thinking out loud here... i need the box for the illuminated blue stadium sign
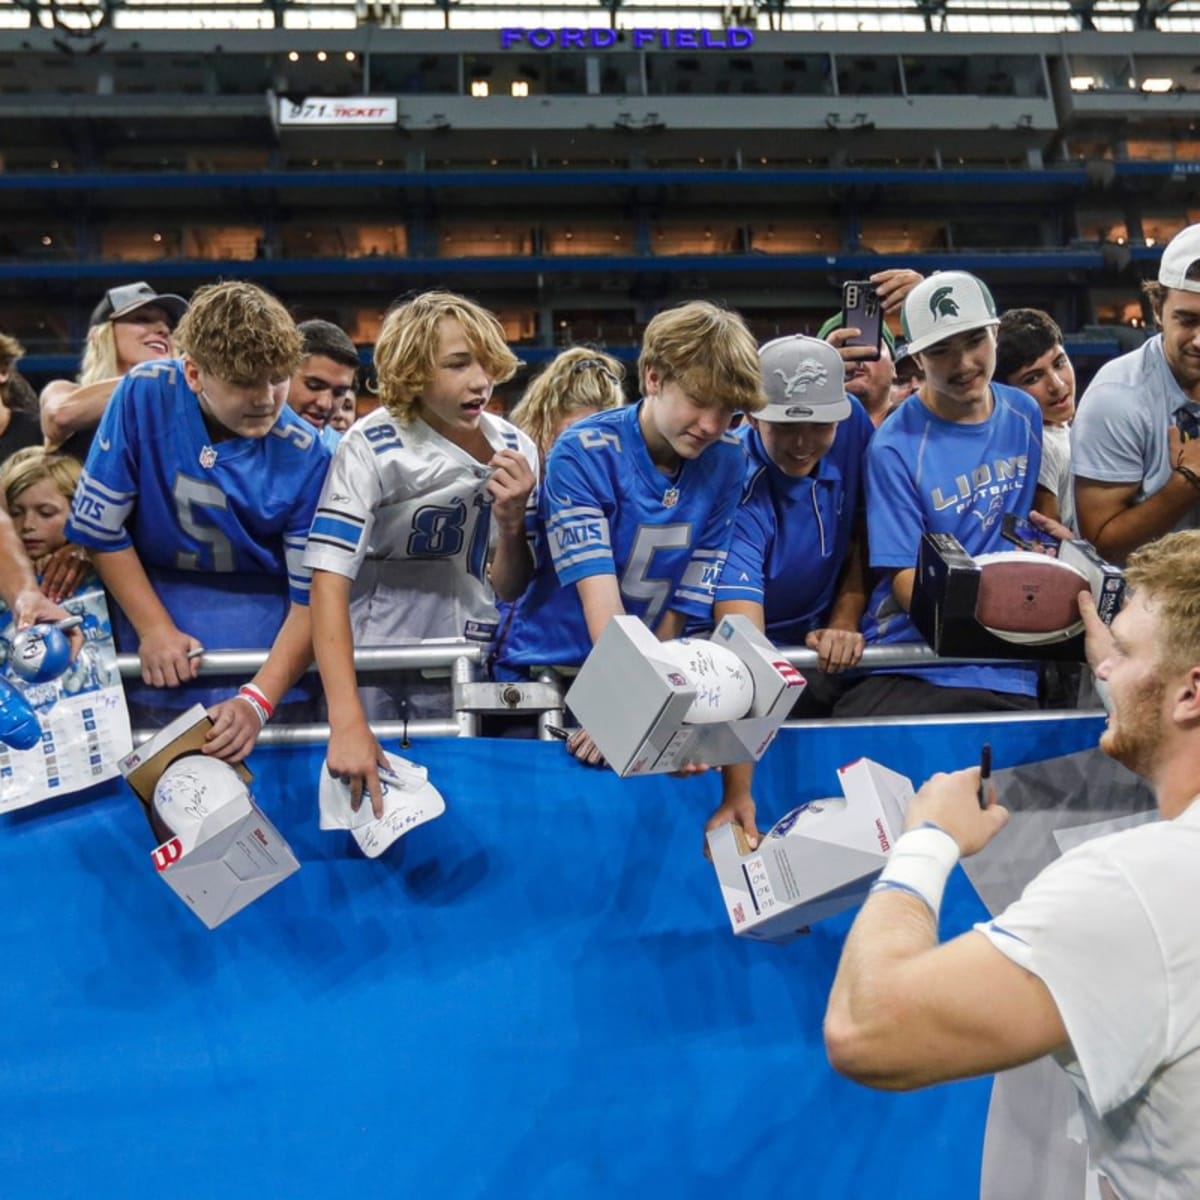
[500,28,755,50]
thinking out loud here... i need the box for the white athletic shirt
[977,797,1200,1200]
[303,407,539,645]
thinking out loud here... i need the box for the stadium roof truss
[5,0,1199,34]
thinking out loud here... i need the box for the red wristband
[238,683,275,721]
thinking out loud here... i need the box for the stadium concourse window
[1076,212,1129,243]
[494,310,538,344]
[835,56,903,96]
[98,228,182,261]
[364,53,459,95]
[1142,213,1198,245]
[1093,297,1150,328]
[439,225,533,257]
[1126,139,1200,160]
[902,54,1046,97]
[651,223,743,255]
[552,311,637,348]
[0,310,66,355]
[544,225,630,256]
[857,220,946,253]
[747,222,840,253]
[2,228,74,259]
[182,226,262,259]
[279,224,410,258]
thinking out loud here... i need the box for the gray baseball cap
[757,335,850,423]
[89,282,188,328]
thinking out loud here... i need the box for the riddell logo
[875,819,891,853]
[151,838,184,872]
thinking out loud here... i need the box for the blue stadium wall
[1,714,1104,1199]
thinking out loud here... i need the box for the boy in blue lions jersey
[497,301,765,760]
[834,271,1044,717]
[66,281,332,762]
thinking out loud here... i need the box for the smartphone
[1000,512,1059,553]
[840,280,883,361]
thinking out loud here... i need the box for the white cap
[901,271,999,355]
[152,755,249,856]
[318,751,446,858]
[757,335,850,423]
[1158,224,1200,294]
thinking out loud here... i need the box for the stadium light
[1140,77,1173,92]
[470,79,489,97]
[511,80,529,96]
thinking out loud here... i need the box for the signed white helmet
[152,755,248,855]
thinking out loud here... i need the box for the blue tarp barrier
[0,715,1105,1200]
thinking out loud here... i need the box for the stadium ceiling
[3,0,1196,34]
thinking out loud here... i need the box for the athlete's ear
[181,354,202,395]
[643,365,661,398]
[1172,664,1200,725]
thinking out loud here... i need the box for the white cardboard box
[563,614,803,777]
[707,757,914,942]
[119,705,300,929]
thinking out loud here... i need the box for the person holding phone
[819,269,924,429]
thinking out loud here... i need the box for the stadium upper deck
[1,0,1197,381]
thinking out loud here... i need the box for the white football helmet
[152,755,249,855]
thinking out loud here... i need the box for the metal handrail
[114,640,1042,679]
[125,639,1102,747]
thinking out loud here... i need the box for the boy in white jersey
[306,291,538,816]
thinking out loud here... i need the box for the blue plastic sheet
[0,715,1105,1200]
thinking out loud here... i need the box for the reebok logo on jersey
[929,287,959,320]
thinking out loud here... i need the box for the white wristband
[869,824,961,918]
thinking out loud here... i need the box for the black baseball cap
[89,282,188,328]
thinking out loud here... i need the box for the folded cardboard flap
[708,756,914,943]
[565,615,801,777]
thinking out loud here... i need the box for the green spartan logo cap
[901,271,999,354]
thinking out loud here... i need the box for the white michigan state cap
[1158,223,1200,294]
[901,271,999,355]
[757,335,850,423]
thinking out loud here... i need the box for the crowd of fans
[2,222,1199,820]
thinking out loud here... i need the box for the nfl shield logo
[198,445,218,469]
[662,486,680,508]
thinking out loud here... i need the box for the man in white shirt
[1073,223,1200,562]
[824,528,1200,1200]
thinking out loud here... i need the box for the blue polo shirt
[715,399,873,645]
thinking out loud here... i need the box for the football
[152,755,250,856]
[973,551,1088,644]
[654,638,756,724]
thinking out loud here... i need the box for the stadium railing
[116,642,1103,745]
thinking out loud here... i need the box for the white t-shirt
[1039,422,1075,533]
[977,798,1200,1200]
[1071,336,1200,532]
[304,407,539,645]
